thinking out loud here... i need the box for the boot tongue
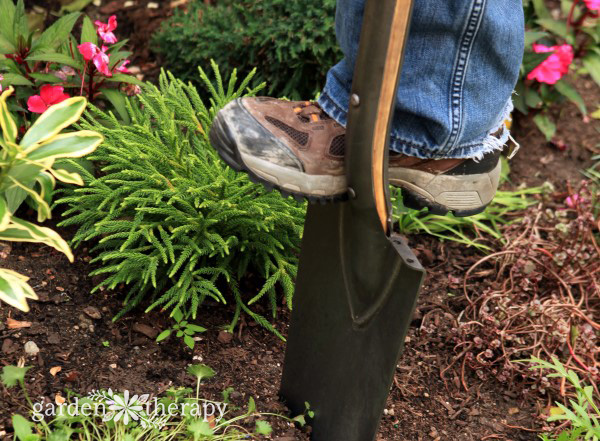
[298,104,322,116]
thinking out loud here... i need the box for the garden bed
[0,1,599,440]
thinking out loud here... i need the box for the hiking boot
[209,97,504,216]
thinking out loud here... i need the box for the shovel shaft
[346,0,414,234]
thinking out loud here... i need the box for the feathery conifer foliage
[57,65,305,336]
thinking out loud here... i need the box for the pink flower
[0,74,3,92]
[527,44,574,85]
[95,15,118,44]
[78,43,112,77]
[27,85,70,114]
[116,59,131,74]
[565,194,580,208]
[583,0,600,10]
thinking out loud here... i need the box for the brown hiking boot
[209,97,503,216]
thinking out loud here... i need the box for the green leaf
[187,419,214,439]
[12,414,38,441]
[156,329,171,342]
[522,51,553,74]
[554,79,587,115]
[13,0,28,40]
[25,52,84,70]
[536,18,570,40]
[20,97,87,148]
[1,73,33,87]
[0,87,18,143]
[248,396,256,414]
[26,131,103,161]
[532,0,552,19]
[525,30,548,46]
[0,0,17,46]
[0,217,73,262]
[524,88,543,109]
[533,113,556,141]
[292,414,306,426]
[582,53,600,88]
[183,334,195,349]
[255,421,272,435]
[185,324,207,333]
[80,15,97,46]
[172,308,184,322]
[30,12,80,53]
[99,88,130,124]
[48,167,83,185]
[0,32,16,54]
[105,73,144,86]
[1,365,31,388]
[187,364,215,381]
[60,0,93,13]
[29,73,63,84]
[0,196,9,230]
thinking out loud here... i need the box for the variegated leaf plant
[0,86,103,311]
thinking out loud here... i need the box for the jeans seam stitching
[440,0,486,157]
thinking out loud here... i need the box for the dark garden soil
[1,1,599,440]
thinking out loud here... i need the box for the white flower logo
[105,390,144,425]
[89,389,164,428]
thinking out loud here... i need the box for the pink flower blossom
[78,43,112,77]
[527,44,573,85]
[116,59,131,74]
[583,0,600,11]
[95,15,118,44]
[0,74,3,92]
[565,194,580,208]
[27,85,70,114]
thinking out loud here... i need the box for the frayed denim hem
[318,91,513,161]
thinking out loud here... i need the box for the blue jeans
[318,0,525,159]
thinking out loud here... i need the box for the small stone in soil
[218,330,233,344]
[47,333,60,345]
[24,341,40,356]
[132,323,158,339]
[2,338,16,354]
[83,306,102,320]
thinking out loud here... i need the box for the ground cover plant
[2,363,308,440]
[151,0,341,100]
[444,180,599,398]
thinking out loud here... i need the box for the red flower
[27,85,70,114]
[527,44,573,85]
[583,0,600,11]
[116,59,131,74]
[78,43,112,77]
[95,15,118,44]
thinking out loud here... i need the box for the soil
[1,1,599,440]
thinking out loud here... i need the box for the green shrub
[57,66,304,336]
[151,0,341,100]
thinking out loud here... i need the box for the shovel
[279,0,425,439]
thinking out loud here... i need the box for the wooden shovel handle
[372,0,413,232]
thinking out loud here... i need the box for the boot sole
[210,111,497,217]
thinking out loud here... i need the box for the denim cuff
[318,87,513,161]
